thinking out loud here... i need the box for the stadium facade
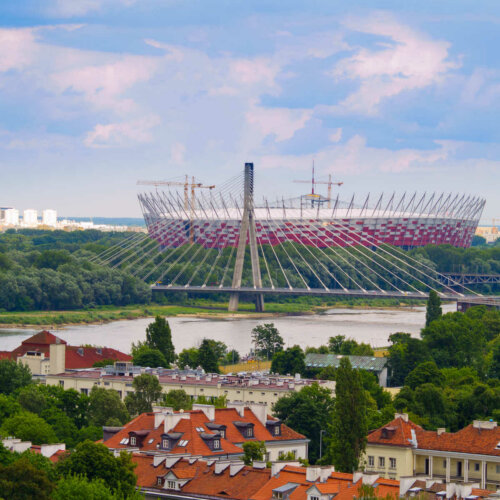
[138,189,485,250]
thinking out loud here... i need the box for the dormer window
[266,419,282,437]
[156,477,163,486]
[130,436,136,446]
[234,421,255,439]
[246,427,254,438]
[213,439,220,449]
[273,426,280,436]
[162,438,169,449]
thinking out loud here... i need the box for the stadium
[138,177,485,251]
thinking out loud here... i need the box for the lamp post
[319,429,327,460]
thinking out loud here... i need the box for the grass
[0,297,422,328]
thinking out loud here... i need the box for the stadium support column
[228,163,264,312]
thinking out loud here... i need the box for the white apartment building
[22,209,38,227]
[2,208,19,226]
[42,209,57,227]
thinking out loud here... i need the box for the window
[157,477,162,486]
[167,480,176,489]
[213,439,220,449]
[245,427,254,438]
[130,436,136,446]
[80,388,88,395]
[496,465,500,474]
[104,382,110,386]
[368,456,374,467]
[443,460,447,469]
[291,450,297,458]
[59,380,64,387]
[220,430,225,439]
[273,426,280,436]
[475,463,480,472]
[162,439,169,449]
[390,458,397,469]
[379,457,385,467]
[310,497,320,500]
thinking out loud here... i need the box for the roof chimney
[306,466,321,482]
[395,413,409,422]
[437,428,446,436]
[192,403,215,421]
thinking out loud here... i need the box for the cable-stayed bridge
[91,164,498,311]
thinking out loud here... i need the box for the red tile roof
[132,454,271,499]
[104,407,306,458]
[368,415,500,456]
[6,330,131,369]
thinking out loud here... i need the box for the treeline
[0,230,150,311]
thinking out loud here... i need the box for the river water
[0,304,455,356]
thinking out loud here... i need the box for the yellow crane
[294,161,343,208]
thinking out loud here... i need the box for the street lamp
[319,429,327,460]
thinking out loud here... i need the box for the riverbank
[0,299,424,329]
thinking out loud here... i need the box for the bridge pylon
[228,163,264,312]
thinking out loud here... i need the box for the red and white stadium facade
[139,192,485,250]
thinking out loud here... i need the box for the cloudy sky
[1,0,499,220]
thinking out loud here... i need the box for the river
[0,304,455,356]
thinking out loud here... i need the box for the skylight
[148,438,154,444]
[119,438,129,445]
[179,440,189,447]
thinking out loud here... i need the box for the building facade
[364,413,500,490]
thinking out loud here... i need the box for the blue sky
[0,0,499,220]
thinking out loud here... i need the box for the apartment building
[103,402,309,462]
[45,363,335,406]
[364,413,500,490]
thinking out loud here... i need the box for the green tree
[17,384,49,415]
[273,383,334,464]
[252,323,284,360]
[325,357,367,472]
[88,387,129,427]
[387,333,430,386]
[163,389,192,411]
[54,475,115,500]
[1,412,58,445]
[242,441,266,465]
[223,349,240,365]
[125,373,162,415]
[425,290,442,327]
[0,360,32,395]
[328,335,373,356]
[405,361,444,390]
[41,407,79,448]
[178,347,199,369]
[56,441,137,498]
[0,456,54,500]
[132,345,167,368]
[0,394,21,426]
[145,316,175,365]
[197,339,220,373]
[271,345,305,376]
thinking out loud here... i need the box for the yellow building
[45,364,335,407]
[363,413,500,490]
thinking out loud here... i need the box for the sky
[0,0,499,221]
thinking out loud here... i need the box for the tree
[54,475,115,500]
[242,441,266,465]
[405,361,444,390]
[125,373,162,415]
[0,360,32,395]
[426,290,442,327]
[41,407,79,448]
[0,456,54,500]
[88,387,129,427]
[252,323,284,360]
[223,349,240,365]
[178,348,199,369]
[271,345,305,376]
[56,441,137,498]
[132,345,167,368]
[145,316,175,365]
[273,383,335,464]
[0,394,21,426]
[197,339,220,373]
[163,389,192,411]
[328,335,373,356]
[387,333,430,386]
[17,384,49,415]
[0,412,58,445]
[326,357,367,472]
[92,359,116,368]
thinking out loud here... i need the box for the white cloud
[246,105,312,142]
[330,13,460,115]
[48,0,137,17]
[329,128,342,143]
[260,135,456,174]
[84,114,160,148]
[170,142,186,164]
[0,28,37,72]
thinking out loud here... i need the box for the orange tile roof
[369,416,500,456]
[104,407,306,458]
[132,454,271,499]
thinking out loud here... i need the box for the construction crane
[137,175,215,212]
[137,175,215,244]
[294,161,343,208]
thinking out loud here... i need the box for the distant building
[1,207,19,226]
[476,226,499,244]
[0,330,132,376]
[364,413,500,490]
[42,209,57,227]
[45,365,335,405]
[2,437,66,463]
[305,353,388,387]
[103,403,309,462]
[22,208,38,227]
